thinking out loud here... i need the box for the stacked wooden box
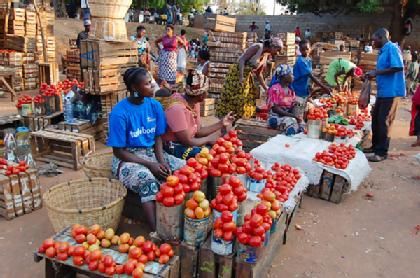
[200,98,216,117]
[0,168,42,220]
[0,50,23,91]
[66,40,81,80]
[275,32,296,66]
[205,15,236,33]
[22,63,38,90]
[7,7,25,36]
[0,6,7,48]
[25,9,36,37]
[80,39,137,142]
[36,35,56,63]
[208,32,247,98]
[356,52,378,91]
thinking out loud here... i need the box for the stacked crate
[80,39,137,142]
[0,50,23,91]
[0,6,7,48]
[7,7,25,36]
[312,50,352,84]
[356,52,378,91]
[35,8,55,63]
[275,32,296,66]
[22,63,38,90]
[25,9,36,37]
[208,32,247,98]
[66,40,81,80]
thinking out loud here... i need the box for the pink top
[162,93,201,142]
[267,84,296,110]
[162,35,178,51]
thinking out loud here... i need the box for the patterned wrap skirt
[112,148,185,203]
[158,50,177,83]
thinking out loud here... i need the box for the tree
[277,0,420,45]
[237,2,266,15]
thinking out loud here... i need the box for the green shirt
[325,59,356,86]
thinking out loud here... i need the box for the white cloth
[251,134,371,191]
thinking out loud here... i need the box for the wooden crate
[201,98,216,117]
[39,62,58,85]
[0,168,42,220]
[80,39,138,70]
[82,65,135,95]
[319,51,352,65]
[55,119,106,141]
[277,32,295,45]
[205,15,236,33]
[7,19,25,36]
[306,170,350,203]
[66,49,80,63]
[5,34,36,52]
[31,129,95,170]
[100,90,129,114]
[235,119,279,152]
[198,236,234,278]
[180,241,201,278]
[23,111,63,131]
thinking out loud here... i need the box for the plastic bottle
[64,90,75,123]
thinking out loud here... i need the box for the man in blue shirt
[292,40,331,98]
[365,28,405,162]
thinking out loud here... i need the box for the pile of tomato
[213,211,237,242]
[224,175,247,202]
[307,107,328,120]
[264,163,301,202]
[210,184,239,213]
[236,204,272,248]
[314,143,356,169]
[16,95,33,109]
[325,124,355,138]
[0,160,29,176]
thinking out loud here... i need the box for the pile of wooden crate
[275,32,296,66]
[0,168,42,220]
[0,5,55,91]
[207,32,247,98]
[80,39,137,141]
[355,51,378,91]
[66,39,81,80]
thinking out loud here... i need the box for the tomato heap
[224,175,247,202]
[265,163,301,202]
[257,188,282,219]
[248,163,267,182]
[236,204,272,248]
[16,95,32,109]
[57,79,85,94]
[324,124,354,138]
[307,107,328,120]
[213,211,237,242]
[195,147,213,167]
[33,94,44,104]
[156,175,186,207]
[210,184,239,213]
[184,190,211,219]
[314,143,356,169]
[230,150,252,175]
[1,160,29,176]
[40,83,61,97]
[349,112,370,130]
[319,98,336,109]
[40,224,175,277]
[347,96,358,105]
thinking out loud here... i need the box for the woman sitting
[267,64,303,135]
[163,71,234,159]
[108,68,184,230]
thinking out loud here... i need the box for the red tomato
[161,185,174,198]
[213,228,223,239]
[221,211,233,222]
[237,232,249,244]
[174,194,184,205]
[124,261,136,275]
[218,184,232,195]
[249,236,262,247]
[223,231,234,242]
[73,256,84,266]
[222,222,236,232]
[73,246,85,257]
[116,264,125,274]
[162,197,175,207]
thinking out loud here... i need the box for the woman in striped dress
[155,24,185,85]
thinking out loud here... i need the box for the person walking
[364,28,405,162]
[406,53,419,95]
[155,25,186,85]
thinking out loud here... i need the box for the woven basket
[43,178,127,232]
[83,152,113,179]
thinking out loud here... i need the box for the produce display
[324,124,355,138]
[184,190,211,219]
[38,224,175,277]
[236,204,272,248]
[210,183,239,212]
[265,163,301,202]
[16,95,33,109]
[213,211,237,242]
[307,107,328,120]
[0,160,29,176]
[314,143,356,169]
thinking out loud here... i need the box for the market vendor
[267,64,303,135]
[163,70,235,159]
[325,58,363,91]
[108,67,185,230]
[76,19,91,49]
[292,39,331,98]
[216,37,284,118]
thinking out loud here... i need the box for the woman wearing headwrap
[267,64,303,135]
[108,67,185,230]
[216,37,283,118]
[163,70,234,159]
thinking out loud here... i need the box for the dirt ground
[0,98,418,278]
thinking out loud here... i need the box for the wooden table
[0,67,16,102]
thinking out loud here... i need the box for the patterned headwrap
[185,70,209,96]
[275,64,292,78]
[271,37,283,48]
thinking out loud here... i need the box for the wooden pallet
[306,170,350,203]
[31,129,95,170]
[80,39,138,70]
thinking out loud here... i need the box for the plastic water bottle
[64,90,75,124]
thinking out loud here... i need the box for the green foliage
[237,2,266,15]
[356,0,382,13]
[276,0,390,13]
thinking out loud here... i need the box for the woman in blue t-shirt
[107,68,185,230]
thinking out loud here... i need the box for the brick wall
[231,14,420,48]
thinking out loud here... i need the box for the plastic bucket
[211,232,233,255]
[183,216,209,247]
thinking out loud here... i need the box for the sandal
[363,147,375,154]
[368,154,387,162]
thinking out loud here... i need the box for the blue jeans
[165,142,204,160]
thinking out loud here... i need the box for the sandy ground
[0,99,418,278]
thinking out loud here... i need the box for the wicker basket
[83,152,113,179]
[43,178,127,232]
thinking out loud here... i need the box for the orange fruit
[184,208,195,219]
[195,207,205,219]
[186,199,198,210]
